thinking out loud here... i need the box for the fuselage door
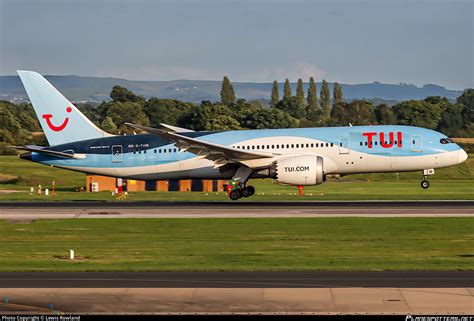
[112,145,123,163]
[411,135,423,152]
[339,137,350,154]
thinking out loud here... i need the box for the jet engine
[271,155,324,185]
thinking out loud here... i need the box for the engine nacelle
[272,155,324,185]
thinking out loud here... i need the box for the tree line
[0,76,472,154]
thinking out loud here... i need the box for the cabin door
[339,137,350,154]
[112,145,123,163]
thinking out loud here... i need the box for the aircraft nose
[458,149,468,164]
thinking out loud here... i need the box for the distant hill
[0,75,463,104]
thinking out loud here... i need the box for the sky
[0,0,472,89]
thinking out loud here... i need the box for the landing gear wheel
[421,180,430,189]
[229,189,242,201]
[242,186,255,198]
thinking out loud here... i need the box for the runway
[2,272,473,314]
[0,200,473,219]
[1,271,473,288]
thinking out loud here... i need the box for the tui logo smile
[42,107,72,132]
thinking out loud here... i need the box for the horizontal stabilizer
[9,145,84,159]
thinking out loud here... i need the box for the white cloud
[235,62,327,82]
[95,62,327,82]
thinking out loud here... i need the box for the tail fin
[17,70,112,146]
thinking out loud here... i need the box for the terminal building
[85,175,227,193]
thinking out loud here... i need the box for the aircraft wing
[159,123,195,133]
[9,145,84,159]
[125,123,275,167]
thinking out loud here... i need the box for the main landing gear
[227,166,255,201]
[420,169,434,189]
[228,184,255,201]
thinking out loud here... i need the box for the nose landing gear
[420,169,434,189]
[421,179,430,189]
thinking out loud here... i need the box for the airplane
[11,70,468,200]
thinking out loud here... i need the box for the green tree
[345,100,376,125]
[271,80,279,107]
[15,103,40,132]
[110,85,143,103]
[243,108,299,129]
[330,102,347,126]
[105,101,149,133]
[283,79,292,99]
[296,78,305,111]
[374,103,396,125]
[456,89,474,135]
[100,116,118,134]
[276,96,306,119]
[220,76,236,106]
[333,82,343,105]
[437,103,464,136]
[178,103,240,131]
[306,77,318,119]
[392,99,444,129]
[143,98,194,127]
[320,79,331,120]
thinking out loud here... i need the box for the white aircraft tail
[17,70,112,146]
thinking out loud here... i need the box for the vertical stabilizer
[17,70,112,146]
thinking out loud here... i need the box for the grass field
[0,217,472,271]
[0,155,473,201]
[0,180,473,201]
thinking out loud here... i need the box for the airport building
[85,175,227,193]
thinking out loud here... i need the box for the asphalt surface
[1,200,474,208]
[1,271,473,288]
[0,200,473,218]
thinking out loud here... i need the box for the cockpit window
[440,138,449,144]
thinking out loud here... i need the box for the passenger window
[311,143,314,147]
[271,145,274,149]
[291,144,294,148]
[164,149,167,153]
[154,149,157,153]
[296,144,299,148]
[326,143,329,147]
[316,143,319,147]
[360,142,362,146]
[331,143,334,147]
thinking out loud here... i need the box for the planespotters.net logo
[406,316,474,321]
